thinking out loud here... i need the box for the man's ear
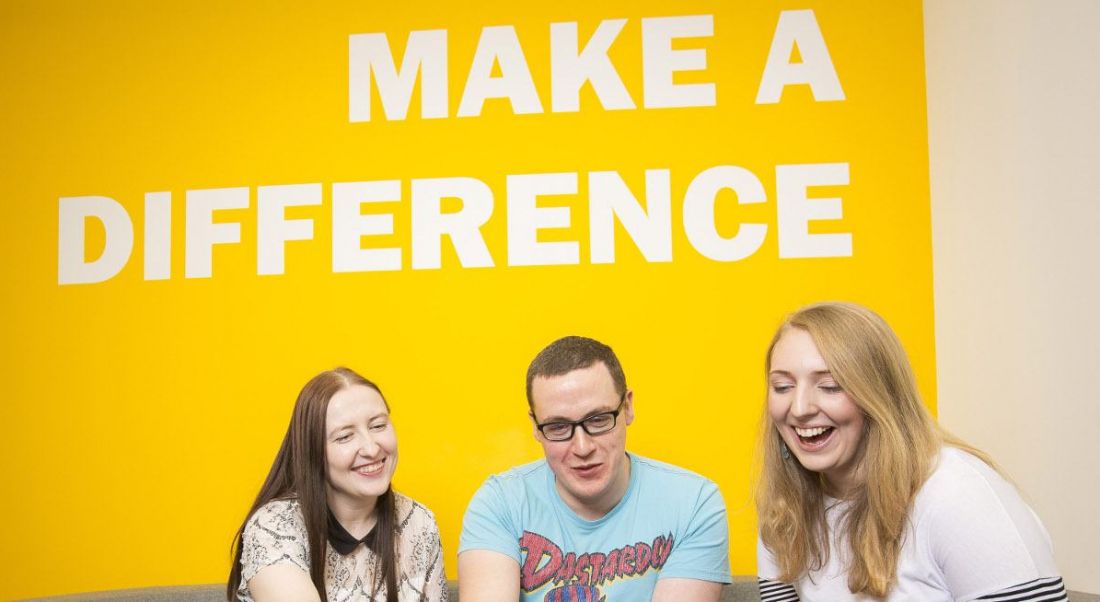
[529,411,540,439]
[623,390,635,426]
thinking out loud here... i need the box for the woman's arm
[757,535,801,601]
[236,500,319,602]
[419,510,451,601]
[248,564,322,602]
[972,577,1066,601]
[923,450,1065,601]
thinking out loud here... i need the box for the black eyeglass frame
[531,393,627,442]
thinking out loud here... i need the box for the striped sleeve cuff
[974,576,1067,601]
[759,577,800,601]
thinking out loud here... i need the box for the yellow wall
[0,1,933,598]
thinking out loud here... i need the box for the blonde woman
[756,302,1065,601]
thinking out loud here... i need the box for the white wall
[925,0,1100,594]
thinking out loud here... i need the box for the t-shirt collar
[550,451,639,528]
[327,508,379,556]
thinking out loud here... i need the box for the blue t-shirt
[460,453,731,601]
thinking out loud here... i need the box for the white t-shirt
[758,447,1065,601]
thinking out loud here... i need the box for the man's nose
[570,427,596,456]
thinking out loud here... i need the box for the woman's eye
[771,383,793,393]
[336,433,353,442]
[820,384,843,393]
[370,422,388,431]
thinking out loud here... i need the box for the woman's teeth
[795,426,834,442]
[355,460,384,474]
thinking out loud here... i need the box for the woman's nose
[789,386,817,419]
[358,435,380,457]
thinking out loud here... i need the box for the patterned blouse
[237,493,448,601]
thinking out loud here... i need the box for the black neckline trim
[327,508,378,556]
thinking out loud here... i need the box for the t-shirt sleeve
[458,477,522,564]
[757,537,801,601]
[401,501,450,601]
[756,534,780,579]
[921,460,1063,601]
[657,480,732,584]
[238,501,311,591]
[971,577,1067,601]
[424,519,451,601]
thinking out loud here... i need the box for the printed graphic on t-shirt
[519,530,674,600]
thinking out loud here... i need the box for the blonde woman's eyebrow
[768,369,833,378]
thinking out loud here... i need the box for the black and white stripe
[975,576,1067,601]
[759,577,800,602]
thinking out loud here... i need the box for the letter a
[756,9,844,104]
[458,26,544,117]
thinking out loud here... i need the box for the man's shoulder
[459,458,554,555]
[470,458,550,503]
[627,453,723,512]
[631,453,717,487]
[487,457,549,485]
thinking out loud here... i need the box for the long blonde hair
[755,302,990,596]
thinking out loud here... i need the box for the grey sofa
[24,579,761,601]
[20,579,1100,601]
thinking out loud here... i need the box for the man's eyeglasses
[532,394,626,442]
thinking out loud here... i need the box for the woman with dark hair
[227,367,447,601]
[756,302,1065,601]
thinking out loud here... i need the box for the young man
[459,336,731,601]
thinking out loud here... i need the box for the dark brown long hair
[227,367,399,602]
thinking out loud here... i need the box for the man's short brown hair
[525,336,627,407]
